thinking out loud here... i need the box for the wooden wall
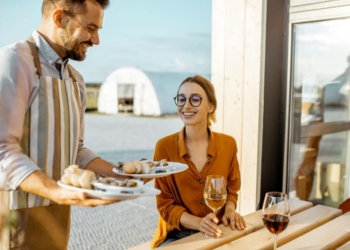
[211,0,267,214]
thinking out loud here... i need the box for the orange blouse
[151,127,241,248]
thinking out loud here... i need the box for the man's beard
[60,25,92,61]
[64,39,86,61]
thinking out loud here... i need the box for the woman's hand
[198,213,223,237]
[222,208,246,230]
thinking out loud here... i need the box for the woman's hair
[42,0,110,17]
[178,75,217,126]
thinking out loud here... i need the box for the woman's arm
[222,138,246,230]
[179,211,223,237]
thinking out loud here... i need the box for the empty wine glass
[203,175,227,238]
[262,192,290,250]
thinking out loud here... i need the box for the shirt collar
[178,126,216,159]
[31,30,69,67]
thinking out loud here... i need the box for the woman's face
[177,81,213,127]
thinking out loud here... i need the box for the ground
[68,113,182,250]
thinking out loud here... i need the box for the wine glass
[203,175,227,238]
[262,192,290,250]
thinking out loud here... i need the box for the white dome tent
[98,67,160,116]
[98,67,211,116]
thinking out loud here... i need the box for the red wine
[262,214,289,235]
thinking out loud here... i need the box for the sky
[0,0,212,82]
[293,18,350,87]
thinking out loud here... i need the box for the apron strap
[67,65,77,83]
[27,36,77,84]
[27,36,43,76]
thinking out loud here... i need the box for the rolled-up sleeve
[226,138,240,207]
[155,176,186,230]
[0,48,40,191]
[154,140,186,230]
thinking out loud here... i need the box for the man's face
[60,1,104,61]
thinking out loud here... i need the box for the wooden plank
[280,212,350,250]
[301,121,350,138]
[337,240,350,250]
[290,0,350,12]
[212,0,246,214]
[216,205,341,250]
[128,240,151,250]
[239,0,266,215]
[157,199,312,250]
[212,0,267,214]
[290,5,350,23]
[211,0,227,133]
[221,0,245,165]
[291,0,339,7]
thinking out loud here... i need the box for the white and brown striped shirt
[0,30,98,192]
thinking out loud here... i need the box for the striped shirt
[0,30,98,191]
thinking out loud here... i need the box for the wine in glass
[262,192,290,250]
[203,175,227,238]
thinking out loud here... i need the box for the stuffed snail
[61,165,96,189]
[121,159,168,174]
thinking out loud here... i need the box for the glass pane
[288,18,350,208]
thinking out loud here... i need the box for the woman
[151,75,246,248]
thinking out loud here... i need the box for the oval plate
[113,162,188,178]
[91,179,144,193]
[57,180,160,200]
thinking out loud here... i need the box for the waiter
[0,0,120,249]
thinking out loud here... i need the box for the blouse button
[200,200,204,204]
[199,179,203,184]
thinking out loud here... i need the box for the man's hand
[51,186,118,206]
[19,170,119,207]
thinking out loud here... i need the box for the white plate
[57,180,161,200]
[113,162,188,178]
[91,179,144,193]
[148,162,173,174]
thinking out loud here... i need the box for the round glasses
[174,95,203,107]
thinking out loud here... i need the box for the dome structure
[98,67,211,116]
[98,67,161,116]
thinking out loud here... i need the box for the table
[129,199,309,250]
[129,199,350,249]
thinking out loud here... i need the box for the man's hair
[42,0,109,17]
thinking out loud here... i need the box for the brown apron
[0,37,81,250]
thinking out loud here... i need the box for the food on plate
[123,160,142,174]
[115,159,169,174]
[61,165,96,189]
[95,175,138,187]
[140,161,151,174]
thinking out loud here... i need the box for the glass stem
[273,234,278,250]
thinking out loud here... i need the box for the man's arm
[19,170,117,206]
[84,157,115,176]
[0,45,41,191]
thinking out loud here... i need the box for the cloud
[70,32,211,82]
[174,58,187,71]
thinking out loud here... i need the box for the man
[0,0,120,249]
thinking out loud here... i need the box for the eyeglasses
[173,95,203,107]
